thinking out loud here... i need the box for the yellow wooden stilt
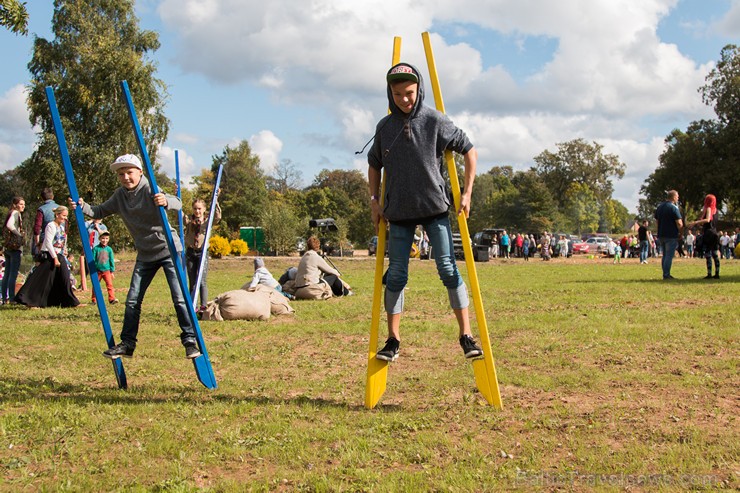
[365,36,402,409]
[421,32,502,409]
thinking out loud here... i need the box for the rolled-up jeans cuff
[384,288,404,315]
[448,283,469,310]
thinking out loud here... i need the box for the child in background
[613,243,622,264]
[247,257,293,299]
[184,196,221,312]
[91,231,118,304]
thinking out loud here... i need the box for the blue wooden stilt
[45,86,128,390]
[175,150,187,275]
[120,80,217,390]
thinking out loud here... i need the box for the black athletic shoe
[704,274,713,279]
[103,341,135,359]
[376,337,400,362]
[185,343,201,359]
[713,273,720,279]
[459,334,483,359]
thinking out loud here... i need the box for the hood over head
[386,62,425,119]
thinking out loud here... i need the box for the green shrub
[208,236,231,258]
[229,239,249,256]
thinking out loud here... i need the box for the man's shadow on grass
[0,376,403,412]
[571,273,740,284]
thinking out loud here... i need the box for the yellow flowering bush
[229,239,249,256]
[208,236,231,258]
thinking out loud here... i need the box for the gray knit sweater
[368,63,473,222]
[82,176,182,262]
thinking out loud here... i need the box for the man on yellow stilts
[367,62,483,364]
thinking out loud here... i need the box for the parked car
[584,236,609,254]
[471,228,505,261]
[571,236,589,254]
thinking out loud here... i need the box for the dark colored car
[471,228,505,261]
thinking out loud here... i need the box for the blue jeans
[122,257,196,346]
[186,249,209,307]
[640,240,649,262]
[660,238,678,279]
[1,249,22,302]
[385,214,468,315]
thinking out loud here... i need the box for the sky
[1,0,738,213]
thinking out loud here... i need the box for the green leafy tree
[213,140,267,232]
[260,196,302,255]
[564,182,600,235]
[469,166,558,233]
[0,168,26,206]
[643,45,740,221]
[511,170,558,233]
[699,44,740,217]
[534,139,626,208]
[1,0,28,35]
[701,44,740,126]
[641,121,722,214]
[600,198,631,233]
[468,171,497,233]
[21,0,168,210]
[307,169,369,244]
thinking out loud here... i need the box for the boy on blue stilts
[368,62,483,362]
[71,154,201,360]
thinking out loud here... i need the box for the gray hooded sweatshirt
[368,63,473,223]
[82,176,182,262]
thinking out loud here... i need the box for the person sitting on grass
[247,257,293,299]
[294,236,352,299]
[71,154,201,360]
[91,231,118,305]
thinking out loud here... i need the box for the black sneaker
[376,337,399,362]
[185,342,201,359]
[103,341,135,359]
[459,334,483,359]
[713,273,720,279]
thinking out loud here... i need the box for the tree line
[640,44,740,225]
[2,2,737,255]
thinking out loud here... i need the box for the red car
[572,239,589,254]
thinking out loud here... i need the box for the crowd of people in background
[2,181,739,309]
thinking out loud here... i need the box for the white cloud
[249,130,283,172]
[172,133,200,146]
[153,0,729,212]
[0,84,35,171]
[716,0,740,36]
[157,145,199,188]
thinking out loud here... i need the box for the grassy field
[0,253,737,491]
